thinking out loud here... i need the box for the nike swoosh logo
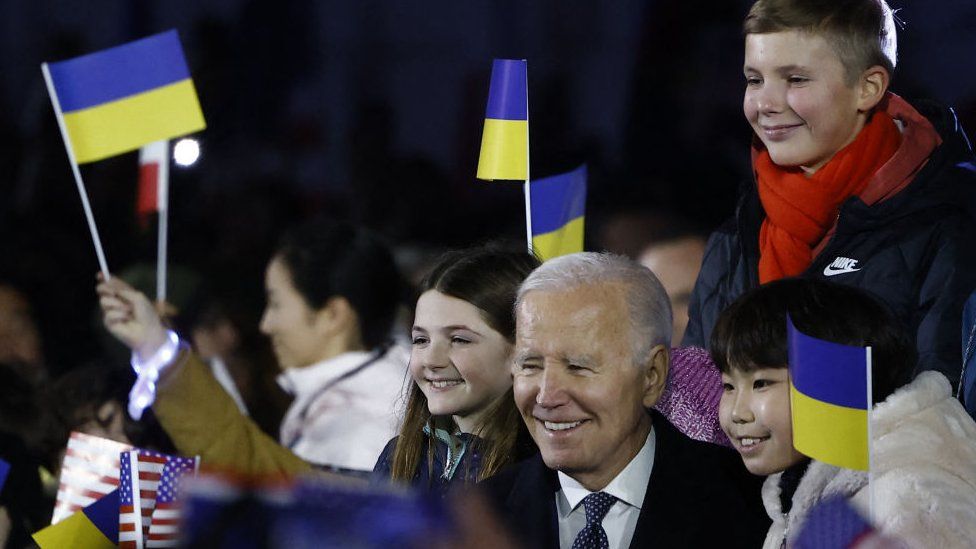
[823,265,861,276]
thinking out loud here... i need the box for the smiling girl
[373,246,540,491]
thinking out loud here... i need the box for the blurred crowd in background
[2,0,973,377]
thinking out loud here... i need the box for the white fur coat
[762,371,976,548]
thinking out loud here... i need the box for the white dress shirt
[277,345,409,470]
[555,428,656,549]
[207,356,249,415]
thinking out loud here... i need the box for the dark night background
[0,0,974,374]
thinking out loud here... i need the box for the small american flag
[146,455,199,548]
[120,450,199,549]
[52,432,132,524]
[119,450,167,549]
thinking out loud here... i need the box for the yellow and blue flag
[44,30,205,164]
[788,317,870,471]
[531,165,587,261]
[477,59,528,181]
[33,489,119,548]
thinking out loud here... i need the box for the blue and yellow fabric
[45,30,205,164]
[530,165,587,261]
[477,59,528,181]
[33,489,119,548]
[788,317,870,471]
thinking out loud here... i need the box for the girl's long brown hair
[390,246,539,483]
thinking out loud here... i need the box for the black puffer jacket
[684,101,976,387]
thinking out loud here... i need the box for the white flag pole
[41,63,111,279]
[523,69,533,256]
[127,451,146,549]
[866,345,875,523]
[156,141,170,305]
[523,180,533,254]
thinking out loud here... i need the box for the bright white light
[173,138,201,167]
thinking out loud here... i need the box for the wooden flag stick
[41,63,111,279]
[156,141,170,304]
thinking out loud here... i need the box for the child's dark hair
[744,0,897,85]
[275,217,403,349]
[420,245,542,343]
[51,360,177,454]
[710,278,914,403]
[391,244,540,484]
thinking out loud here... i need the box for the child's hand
[96,274,168,360]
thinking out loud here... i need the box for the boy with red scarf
[684,0,976,388]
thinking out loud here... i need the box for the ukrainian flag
[477,59,528,181]
[45,30,206,164]
[788,318,870,471]
[531,165,587,261]
[33,489,118,548]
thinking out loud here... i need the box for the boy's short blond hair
[744,0,897,85]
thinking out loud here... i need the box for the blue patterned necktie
[572,492,617,549]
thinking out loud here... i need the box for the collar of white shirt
[555,427,656,548]
[276,350,377,397]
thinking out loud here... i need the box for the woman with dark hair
[260,218,408,473]
[96,218,407,476]
[373,246,540,491]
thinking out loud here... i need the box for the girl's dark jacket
[684,100,976,388]
[372,428,536,495]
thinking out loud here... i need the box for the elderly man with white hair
[484,252,768,549]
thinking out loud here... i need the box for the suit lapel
[628,413,685,548]
[505,454,561,549]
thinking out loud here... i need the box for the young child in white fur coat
[711,278,976,548]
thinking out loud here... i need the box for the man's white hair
[515,252,673,365]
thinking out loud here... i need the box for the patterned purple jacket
[654,346,731,448]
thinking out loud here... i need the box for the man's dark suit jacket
[483,411,770,548]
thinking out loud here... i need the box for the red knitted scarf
[756,112,902,283]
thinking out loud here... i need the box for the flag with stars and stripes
[119,450,164,548]
[119,449,199,548]
[52,432,132,524]
[146,455,199,547]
